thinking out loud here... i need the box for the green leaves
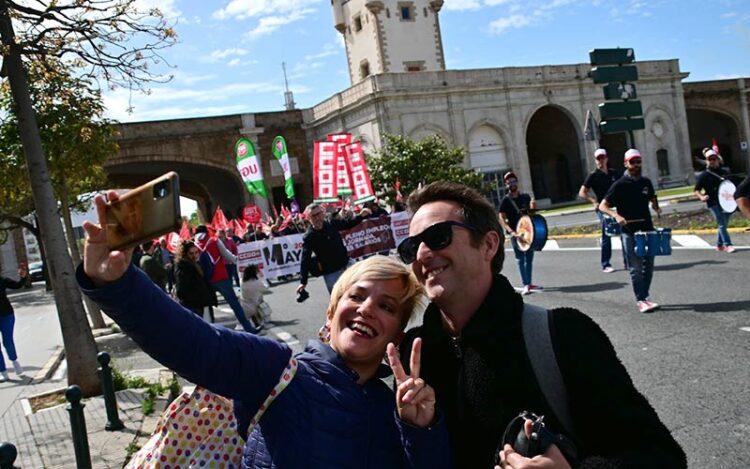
[366,134,487,204]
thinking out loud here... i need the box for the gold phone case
[105,172,181,251]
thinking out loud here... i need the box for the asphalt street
[252,239,750,468]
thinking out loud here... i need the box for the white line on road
[740,327,750,333]
[543,240,560,250]
[672,235,712,248]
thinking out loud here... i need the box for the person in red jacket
[194,225,256,333]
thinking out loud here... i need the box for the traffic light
[589,47,644,138]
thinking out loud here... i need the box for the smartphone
[105,172,182,251]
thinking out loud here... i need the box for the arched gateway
[525,106,583,203]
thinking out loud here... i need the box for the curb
[31,346,65,385]
[549,227,750,240]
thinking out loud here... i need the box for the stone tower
[331,0,446,84]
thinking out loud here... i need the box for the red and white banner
[236,213,413,279]
[328,133,352,196]
[343,142,375,204]
[313,141,338,202]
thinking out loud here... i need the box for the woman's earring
[318,323,331,343]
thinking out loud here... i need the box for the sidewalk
[0,305,242,468]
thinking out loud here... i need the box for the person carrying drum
[498,171,540,295]
[578,148,624,273]
[693,149,736,253]
[599,149,662,314]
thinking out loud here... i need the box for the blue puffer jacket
[78,265,452,468]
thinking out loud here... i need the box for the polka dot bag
[126,357,297,468]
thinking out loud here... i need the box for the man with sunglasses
[398,181,685,469]
[599,149,663,313]
[498,171,540,295]
[296,203,371,299]
[693,149,736,253]
[579,148,624,273]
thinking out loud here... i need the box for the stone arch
[524,104,584,203]
[104,159,247,221]
[643,104,681,178]
[686,107,744,173]
[408,123,449,142]
[467,121,511,209]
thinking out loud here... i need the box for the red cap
[624,149,641,162]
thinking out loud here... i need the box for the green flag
[235,138,268,198]
[271,136,295,199]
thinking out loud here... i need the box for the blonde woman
[77,191,451,468]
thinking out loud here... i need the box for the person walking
[498,171,540,295]
[0,264,28,381]
[240,265,269,330]
[157,238,175,293]
[194,225,257,333]
[296,203,370,298]
[139,241,168,290]
[600,149,663,313]
[579,148,625,272]
[174,240,217,322]
[78,192,451,468]
[397,181,685,468]
[218,229,241,287]
[694,149,736,253]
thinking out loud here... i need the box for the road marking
[543,240,560,250]
[672,235,711,248]
[216,306,300,346]
[740,327,750,333]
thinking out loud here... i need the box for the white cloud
[213,0,321,20]
[172,72,218,85]
[489,13,534,34]
[228,58,242,67]
[135,0,181,20]
[201,47,247,63]
[247,8,315,39]
[444,0,482,11]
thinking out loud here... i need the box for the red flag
[280,204,291,218]
[165,232,181,253]
[711,137,720,155]
[234,219,248,239]
[211,206,229,230]
[395,178,403,203]
[179,219,192,241]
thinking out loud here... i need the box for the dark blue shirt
[499,193,532,230]
[583,168,621,202]
[694,168,729,208]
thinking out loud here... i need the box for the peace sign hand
[387,338,436,428]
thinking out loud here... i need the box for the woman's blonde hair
[326,256,424,330]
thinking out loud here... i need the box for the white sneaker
[637,301,650,313]
[12,360,24,376]
[602,266,615,273]
[0,371,8,382]
[725,246,736,253]
[521,285,532,295]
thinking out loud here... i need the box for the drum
[634,228,672,257]
[718,179,738,213]
[602,215,621,237]
[515,214,548,252]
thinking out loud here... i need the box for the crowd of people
[67,142,750,467]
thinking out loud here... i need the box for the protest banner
[339,217,394,258]
[328,133,352,196]
[237,234,305,279]
[313,141,338,202]
[235,138,268,198]
[342,142,375,204]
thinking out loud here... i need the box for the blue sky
[105,0,750,123]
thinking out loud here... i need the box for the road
[545,199,705,229]
[252,238,749,468]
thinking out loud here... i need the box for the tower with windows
[331,0,446,84]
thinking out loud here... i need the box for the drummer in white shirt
[693,149,736,253]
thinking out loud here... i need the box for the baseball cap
[503,171,518,182]
[704,149,719,159]
[624,149,642,163]
[594,148,607,158]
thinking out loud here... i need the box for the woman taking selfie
[77,191,450,468]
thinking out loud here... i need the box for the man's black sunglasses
[397,220,476,264]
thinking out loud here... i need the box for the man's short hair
[406,181,505,273]
[304,203,322,214]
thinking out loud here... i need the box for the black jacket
[299,216,363,284]
[174,260,216,310]
[1,276,26,316]
[401,274,686,469]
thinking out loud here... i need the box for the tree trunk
[0,5,101,396]
[60,183,106,329]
